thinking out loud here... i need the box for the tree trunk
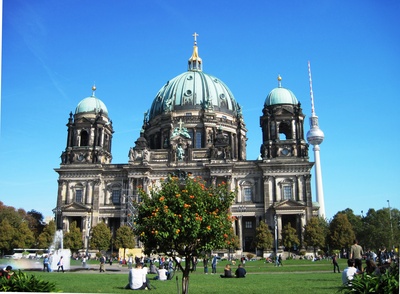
[181,261,191,294]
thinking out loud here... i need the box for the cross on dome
[192,32,199,44]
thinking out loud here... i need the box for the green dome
[149,70,239,121]
[75,96,108,115]
[265,86,298,106]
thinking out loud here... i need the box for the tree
[361,208,397,252]
[114,225,136,260]
[221,226,240,261]
[134,175,236,294]
[0,202,24,228]
[90,222,111,252]
[0,219,15,255]
[281,223,300,255]
[64,221,83,254]
[303,217,327,256]
[12,221,35,249]
[254,221,273,252]
[26,210,45,241]
[328,213,355,254]
[37,220,56,249]
[338,208,363,241]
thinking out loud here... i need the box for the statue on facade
[143,148,150,162]
[177,145,185,160]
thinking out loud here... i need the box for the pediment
[62,202,91,212]
[170,134,192,145]
[274,199,305,210]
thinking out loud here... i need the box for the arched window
[75,189,83,203]
[97,128,102,146]
[80,130,89,146]
[107,184,122,205]
[112,189,121,204]
[240,181,254,203]
[278,121,292,140]
[278,179,294,200]
[73,183,85,203]
[195,131,202,148]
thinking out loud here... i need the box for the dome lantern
[188,32,202,71]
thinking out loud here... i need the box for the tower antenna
[308,61,316,116]
[306,61,326,218]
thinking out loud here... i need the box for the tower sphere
[307,126,324,146]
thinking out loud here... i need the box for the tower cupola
[61,86,114,165]
[260,76,308,160]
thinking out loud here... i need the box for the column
[277,214,282,241]
[291,119,296,139]
[263,176,269,207]
[238,217,243,253]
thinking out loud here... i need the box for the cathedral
[55,35,320,254]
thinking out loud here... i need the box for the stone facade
[55,39,319,253]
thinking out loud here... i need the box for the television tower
[306,61,326,218]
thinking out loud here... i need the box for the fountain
[49,229,71,271]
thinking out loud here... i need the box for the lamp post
[85,216,91,258]
[238,204,246,255]
[274,214,278,265]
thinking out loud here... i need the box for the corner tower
[61,86,114,165]
[259,76,309,160]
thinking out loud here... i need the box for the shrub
[340,263,399,294]
[0,270,57,292]
[22,251,30,258]
[246,253,255,260]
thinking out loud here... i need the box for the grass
[3,258,349,293]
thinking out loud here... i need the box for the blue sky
[1,0,399,220]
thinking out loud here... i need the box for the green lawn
[10,259,348,293]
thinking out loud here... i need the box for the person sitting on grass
[155,264,169,281]
[235,264,246,278]
[126,263,150,290]
[342,259,362,286]
[364,259,378,275]
[220,264,233,278]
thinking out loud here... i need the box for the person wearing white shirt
[342,259,361,286]
[156,265,169,281]
[126,263,148,290]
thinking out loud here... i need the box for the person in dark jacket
[220,264,233,278]
[235,264,246,278]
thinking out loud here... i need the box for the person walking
[350,239,363,271]
[211,254,218,274]
[99,254,106,272]
[57,256,64,273]
[127,256,133,269]
[332,253,340,273]
[203,257,209,274]
[275,254,283,266]
[43,255,50,272]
